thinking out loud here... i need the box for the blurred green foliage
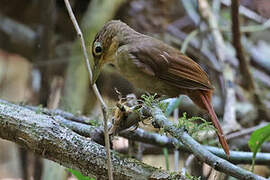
[68,169,95,180]
[248,123,270,171]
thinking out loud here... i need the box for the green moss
[177,112,215,140]
[185,172,201,180]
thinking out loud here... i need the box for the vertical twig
[198,0,240,132]
[63,0,106,108]
[231,0,253,90]
[231,0,269,123]
[63,1,113,179]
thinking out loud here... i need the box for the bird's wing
[128,40,214,91]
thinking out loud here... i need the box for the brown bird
[92,20,230,156]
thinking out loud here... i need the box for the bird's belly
[116,60,183,97]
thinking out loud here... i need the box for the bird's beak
[92,64,101,86]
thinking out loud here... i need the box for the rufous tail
[200,92,230,156]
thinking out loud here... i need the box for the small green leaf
[249,124,270,154]
[248,124,270,171]
[68,169,94,180]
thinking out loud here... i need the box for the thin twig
[26,104,270,165]
[225,122,267,141]
[152,106,265,180]
[231,0,269,123]
[63,1,112,179]
[63,0,106,108]
[231,0,253,90]
[198,0,240,133]
[57,112,270,165]
[211,122,268,146]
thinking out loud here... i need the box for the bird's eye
[95,46,102,53]
[93,42,103,56]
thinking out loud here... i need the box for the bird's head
[91,20,129,85]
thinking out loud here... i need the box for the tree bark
[0,100,185,180]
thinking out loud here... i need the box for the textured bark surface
[0,100,185,180]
